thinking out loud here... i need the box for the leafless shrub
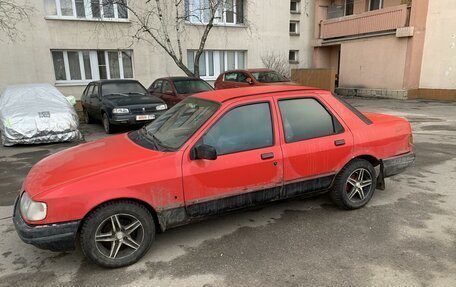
[0,0,34,42]
[261,51,291,78]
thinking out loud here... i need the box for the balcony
[319,4,409,40]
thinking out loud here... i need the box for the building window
[289,21,299,35]
[51,50,134,84]
[185,0,244,25]
[45,0,128,21]
[369,0,383,11]
[345,0,354,16]
[290,0,300,13]
[289,50,299,63]
[187,50,246,80]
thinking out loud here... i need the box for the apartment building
[313,0,456,100]
[0,0,314,100]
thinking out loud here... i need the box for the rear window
[332,93,373,125]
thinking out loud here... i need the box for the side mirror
[164,90,175,96]
[194,144,217,160]
[246,77,254,85]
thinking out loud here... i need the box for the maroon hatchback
[148,77,213,107]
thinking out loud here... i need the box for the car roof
[91,79,141,85]
[222,68,273,74]
[193,85,319,103]
[157,77,204,81]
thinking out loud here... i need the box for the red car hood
[24,133,162,198]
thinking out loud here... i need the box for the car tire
[102,113,114,134]
[80,200,155,268]
[83,108,93,124]
[330,159,377,210]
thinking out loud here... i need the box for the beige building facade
[1,0,315,100]
[313,0,456,101]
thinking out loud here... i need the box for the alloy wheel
[345,168,373,202]
[95,214,144,259]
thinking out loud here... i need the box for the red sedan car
[14,86,415,268]
[214,69,296,89]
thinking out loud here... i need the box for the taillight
[408,134,413,146]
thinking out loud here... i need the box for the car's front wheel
[102,113,114,134]
[80,200,155,268]
[330,159,377,210]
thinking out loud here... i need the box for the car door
[275,94,354,198]
[161,80,178,107]
[81,84,91,110]
[222,72,240,89]
[182,97,284,217]
[89,83,101,119]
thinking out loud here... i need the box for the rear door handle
[334,139,345,146]
[261,152,274,160]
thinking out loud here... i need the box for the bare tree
[0,0,33,42]
[261,51,291,78]
[112,0,243,78]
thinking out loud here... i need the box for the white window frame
[290,0,300,13]
[368,0,383,11]
[52,49,134,85]
[289,21,299,35]
[46,0,129,22]
[187,50,246,81]
[187,0,244,26]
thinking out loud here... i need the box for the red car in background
[14,86,415,268]
[148,77,213,107]
[214,69,296,89]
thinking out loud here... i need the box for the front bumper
[13,197,80,252]
[382,152,416,178]
[111,111,166,126]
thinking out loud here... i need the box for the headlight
[20,192,47,221]
[112,108,130,114]
[156,104,167,111]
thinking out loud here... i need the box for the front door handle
[334,139,346,146]
[261,152,274,160]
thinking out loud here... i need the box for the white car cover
[0,84,82,146]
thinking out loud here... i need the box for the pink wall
[338,36,408,89]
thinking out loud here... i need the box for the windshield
[102,82,147,96]
[250,71,289,83]
[173,79,213,94]
[143,97,219,150]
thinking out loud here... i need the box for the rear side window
[224,72,237,82]
[279,98,343,143]
[203,103,273,155]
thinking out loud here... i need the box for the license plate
[136,114,155,121]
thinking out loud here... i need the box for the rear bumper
[13,197,80,252]
[382,152,415,178]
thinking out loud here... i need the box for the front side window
[279,98,341,143]
[46,0,128,20]
[144,98,219,150]
[185,0,244,25]
[187,50,246,80]
[51,50,134,83]
[150,80,162,92]
[202,103,273,155]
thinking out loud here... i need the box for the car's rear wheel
[102,113,114,134]
[80,200,155,268]
[330,159,376,210]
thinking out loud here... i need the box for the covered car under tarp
[0,84,82,146]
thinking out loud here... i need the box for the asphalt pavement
[0,97,455,287]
